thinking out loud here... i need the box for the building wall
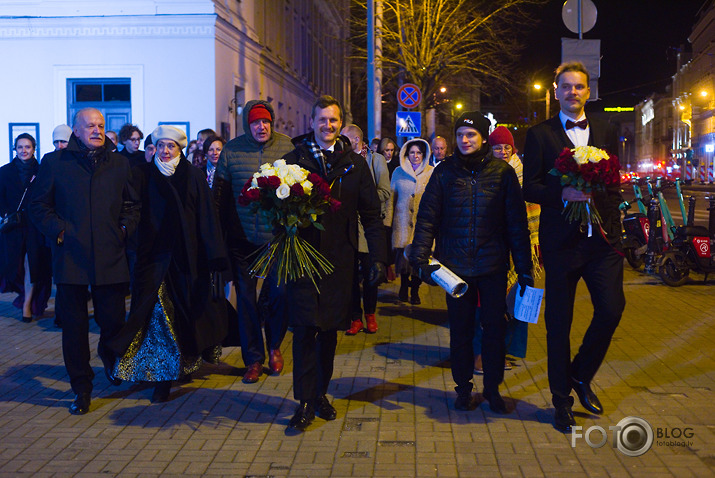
[0,0,350,162]
[672,2,715,176]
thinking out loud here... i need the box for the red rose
[256,175,281,189]
[266,176,281,189]
[329,198,341,212]
[318,181,332,197]
[290,183,305,197]
[238,187,260,206]
[308,173,323,185]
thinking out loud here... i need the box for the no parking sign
[397,84,421,110]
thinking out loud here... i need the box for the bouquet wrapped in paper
[238,159,340,289]
[549,146,620,234]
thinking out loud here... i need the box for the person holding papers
[409,111,533,414]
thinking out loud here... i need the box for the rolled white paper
[428,258,468,298]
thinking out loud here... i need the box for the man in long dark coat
[30,108,140,415]
[282,95,387,431]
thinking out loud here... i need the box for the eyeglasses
[492,145,513,153]
[128,137,142,143]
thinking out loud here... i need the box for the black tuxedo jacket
[522,115,622,251]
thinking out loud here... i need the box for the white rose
[273,159,287,168]
[276,183,291,199]
[572,147,589,165]
[290,165,307,183]
[277,166,296,185]
[251,177,258,188]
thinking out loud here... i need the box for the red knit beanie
[488,126,515,150]
[248,104,272,124]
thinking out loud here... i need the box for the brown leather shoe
[345,319,364,335]
[268,349,284,375]
[242,362,263,383]
[365,314,378,334]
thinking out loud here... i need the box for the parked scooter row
[621,176,715,286]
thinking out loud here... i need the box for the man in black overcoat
[30,108,140,415]
[282,96,387,431]
[522,62,626,432]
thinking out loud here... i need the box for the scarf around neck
[155,154,181,177]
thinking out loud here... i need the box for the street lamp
[533,83,550,121]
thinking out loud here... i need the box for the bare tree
[350,0,547,136]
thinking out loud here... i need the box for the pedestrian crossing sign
[396,111,421,137]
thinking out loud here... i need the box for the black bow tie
[565,119,588,130]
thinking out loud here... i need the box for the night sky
[520,0,706,107]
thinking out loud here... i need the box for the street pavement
[0,266,713,477]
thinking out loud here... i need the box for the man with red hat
[213,101,294,384]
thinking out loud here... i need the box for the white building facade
[0,0,350,161]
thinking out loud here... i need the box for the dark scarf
[77,139,107,170]
[13,156,38,186]
[455,142,490,173]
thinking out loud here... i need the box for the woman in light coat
[385,138,433,305]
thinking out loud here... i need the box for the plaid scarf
[359,143,369,159]
[306,135,345,176]
[305,137,329,176]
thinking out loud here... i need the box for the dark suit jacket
[29,134,140,286]
[522,115,622,251]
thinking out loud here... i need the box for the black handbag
[0,177,33,234]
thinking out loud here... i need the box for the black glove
[417,262,440,286]
[211,270,223,301]
[367,262,387,287]
[517,273,534,297]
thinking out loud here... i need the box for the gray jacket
[214,100,294,247]
[358,150,391,252]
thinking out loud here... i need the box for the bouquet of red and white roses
[238,159,340,288]
[549,146,620,233]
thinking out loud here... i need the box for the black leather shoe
[554,403,576,433]
[22,316,32,323]
[288,401,315,430]
[571,377,603,415]
[483,388,509,414]
[454,393,478,411]
[316,395,337,421]
[69,393,91,415]
[151,381,171,403]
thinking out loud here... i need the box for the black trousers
[351,252,378,319]
[56,283,127,395]
[233,259,288,366]
[542,236,625,407]
[446,271,507,396]
[291,326,337,401]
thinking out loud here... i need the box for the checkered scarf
[306,137,330,176]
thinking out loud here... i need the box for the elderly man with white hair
[30,107,140,415]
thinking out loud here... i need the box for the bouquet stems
[564,198,603,234]
[249,231,334,290]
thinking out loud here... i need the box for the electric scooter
[658,196,715,286]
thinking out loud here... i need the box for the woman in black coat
[0,133,52,322]
[108,126,229,403]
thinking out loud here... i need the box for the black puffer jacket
[409,150,532,278]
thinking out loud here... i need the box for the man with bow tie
[523,62,625,433]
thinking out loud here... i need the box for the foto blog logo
[571,416,654,457]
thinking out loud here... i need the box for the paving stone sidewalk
[0,267,713,477]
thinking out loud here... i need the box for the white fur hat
[52,124,72,142]
[151,125,187,149]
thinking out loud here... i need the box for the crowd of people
[0,61,624,433]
